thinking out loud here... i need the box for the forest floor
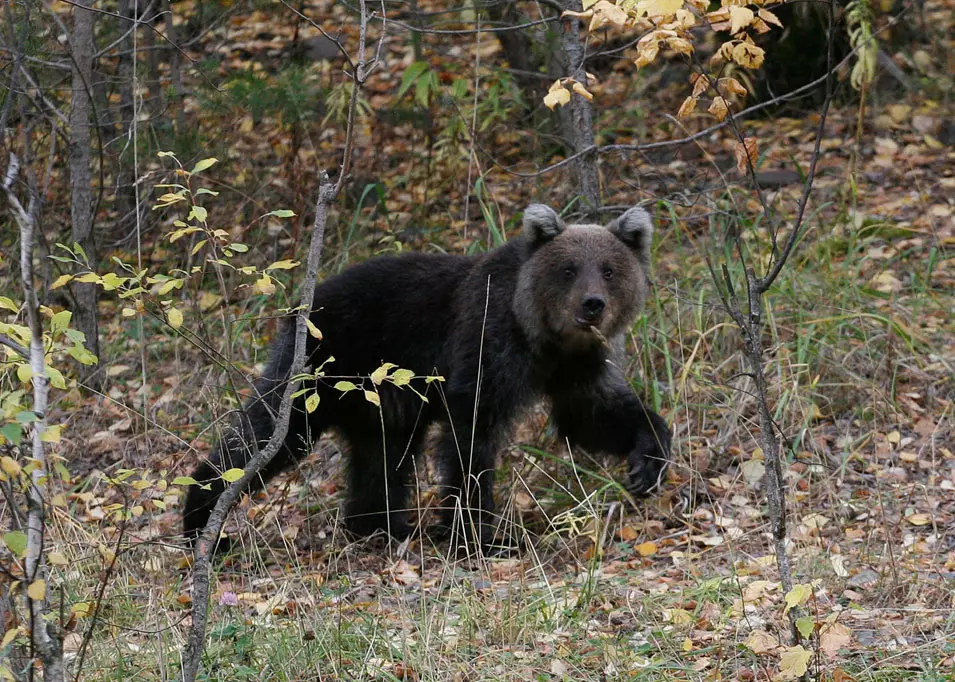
[9,1,954,680]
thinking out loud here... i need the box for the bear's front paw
[626,415,671,496]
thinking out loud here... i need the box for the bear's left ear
[523,204,565,244]
[608,206,654,262]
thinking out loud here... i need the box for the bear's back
[309,252,473,376]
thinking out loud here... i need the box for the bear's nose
[581,295,606,320]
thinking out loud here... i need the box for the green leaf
[16,364,31,383]
[3,531,27,557]
[0,423,23,445]
[364,390,381,407]
[221,468,244,483]
[194,188,220,197]
[0,296,19,313]
[305,392,320,413]
[795,616,815,640]
[371,363,396,386]
[172,476,198,486]
[264,209,296,218]
[46,365,66,390]
[50,310,71,334]
[190,158,218,174]
[389,368,414,387]
[334,381,359,393]
[189,205,208,223]
[15,411,37,424]
[397,61,429,99]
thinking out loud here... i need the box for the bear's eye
[562,265,577,281]
[602,266,614,280]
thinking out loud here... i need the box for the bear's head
[514,204,654,353]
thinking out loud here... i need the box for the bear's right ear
[523,204,565,244]
[607,206,654,263]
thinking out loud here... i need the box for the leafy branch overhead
[552,0,788,121]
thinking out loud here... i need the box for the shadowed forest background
[0,0,953,680]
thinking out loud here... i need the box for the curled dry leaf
[734,137,759,175]
[732,42,766,69]
[758,7,784,28]
[677,96,698,119]
[571,80,594,101]
[708,96,729,121]
[691,73,711,97]
[543,80,571,110]
[720,77,748,98]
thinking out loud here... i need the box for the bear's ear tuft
[608,206,653,260]
[523,204,564,244]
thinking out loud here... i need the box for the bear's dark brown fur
[183,204,671,551]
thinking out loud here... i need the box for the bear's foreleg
[550,370,671,496]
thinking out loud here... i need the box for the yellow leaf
[39,424,63,443]
[255,274,276,295]
[16,363,32,383]
[634,43,659,68]
[775,645,812,681]
[1,627,20,648]
[905,513,931,526]
[71,602,91,617]
[589,0,629,28]
[570,80,594,101]
[221,468,245,483]
[708,96,729,121]
[364,390,381,407]
[635,541,657,556]
[27,579,46,601]
[47,552,68,566]
[729,6,754,33]
[636,0,684,18]
[784,583,813,613]
[167,307,183,329]
[305,319,323,340]
[50,275,72,290]
[266,259,299,271]
[543,81,571,110]
[305,392,320,413]
[1,457,21,477]
[677,96,698,119]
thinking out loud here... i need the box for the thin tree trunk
[143,1,163,122]
[162,0,184,132]
[3,148,66,682]
[69,0,100,375]
[115,0,136,234]
[555,2,600,213]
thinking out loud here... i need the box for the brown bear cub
[183,204,671,552]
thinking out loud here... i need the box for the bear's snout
[579,294,606,324]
